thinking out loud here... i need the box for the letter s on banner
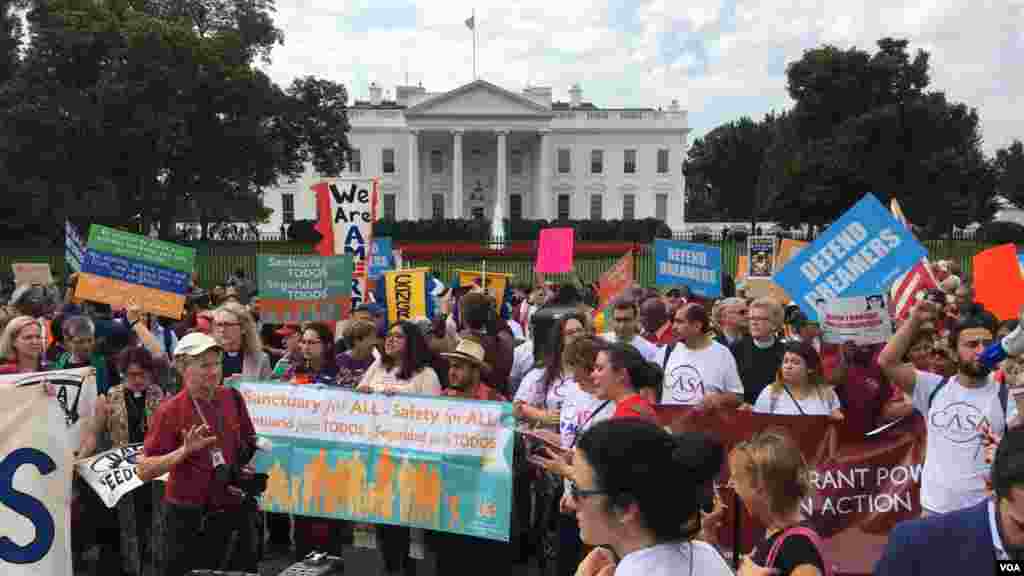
[0,374,75,575]
[0,448,56,564]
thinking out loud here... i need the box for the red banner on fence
[655,407,927,576]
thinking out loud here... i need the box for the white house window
[281,193,295,224]
[623,194,635,220]
[590,194,602,220]
[557,148,571,174]
[511,150,523,175]
[432,194,444,219]
[430,150,444,174]
[348,149,361,174]
[382,194,396,220]
[382,148,396,174]
[657,149,670,174]
[656,193,668,221]
[591,150,604,174]
[624,149,637,174]
[557,194,570,219]
[510,194,523,220]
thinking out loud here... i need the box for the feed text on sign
[797,222,902,309]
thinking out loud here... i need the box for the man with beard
[880,300,1019,516]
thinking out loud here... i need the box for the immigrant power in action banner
[0,373,75,576]
[656,406,926,575]
[235,381,515,542]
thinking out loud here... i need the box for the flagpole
[472,8,477,80]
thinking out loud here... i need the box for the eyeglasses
[569,480,606,501]
[213,321,241,329]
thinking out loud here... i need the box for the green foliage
[996,140,1024,209]
[0,0,349,241]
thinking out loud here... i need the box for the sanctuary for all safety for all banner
[657,406,926,575]
[235,381,515,542]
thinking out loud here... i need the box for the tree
[759,38,997,231]
[0,0,350,241]
[996,140,1024,209]
[683,114,776,221]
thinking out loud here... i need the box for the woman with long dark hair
[285,322,339,385]
[356,321,440,575]
[513,312,587,436]
[568,419,731,576]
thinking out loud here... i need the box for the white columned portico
[407,129,420,220]
[452,129,464,218]
[496,130,508,223]
[536,129,551,219]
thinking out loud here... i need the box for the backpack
[927,375,1009,428]
[765,526,834,576]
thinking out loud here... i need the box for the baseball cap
[275,324,300,337]
[174,332,222,357]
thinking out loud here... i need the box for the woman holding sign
[356,321,441,575]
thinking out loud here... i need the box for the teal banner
[234,381,515,542]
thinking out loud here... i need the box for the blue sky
[262,0,1023,152]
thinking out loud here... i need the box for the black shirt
[751,524,826,576]
[222,352,243,378]
[125,389,147,443]
[731,334,786,404]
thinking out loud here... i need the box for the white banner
[75,444,146,509]
[821,294,893,345]
[0,375,73,575]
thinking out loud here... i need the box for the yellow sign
[456,269,514,311]
[384,268,429,326]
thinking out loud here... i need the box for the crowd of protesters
[4,255,1024,576]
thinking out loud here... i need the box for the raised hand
[183,424,217,455]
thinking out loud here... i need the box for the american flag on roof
[889,199,938,320]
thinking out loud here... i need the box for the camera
[214,462,269,496]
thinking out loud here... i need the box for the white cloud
[260,0,1024,152]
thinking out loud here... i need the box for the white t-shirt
[753,385,841,416]
[48,368,98,452]
[509,340,535,395]
[507,319,524,341]
[616,541,732,576]
[514,367,570,414]
[558,377,612,449]
[912,370,1017,514]
[600,333,661,363]
[659,342,743,405]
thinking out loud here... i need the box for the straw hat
[440,337,491,371]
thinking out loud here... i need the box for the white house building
[260,79,690,235]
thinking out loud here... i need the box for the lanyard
[190,391,224,440]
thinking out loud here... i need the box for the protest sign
[595,253,633,312]
[773,194,928,321]
[456,270,513,311]
[535,228,574,274]
[975,244,1024,321]
[234,381,515,542]
[369,237,395,279]
[65,221,86,273]
[75,444,147,508]
[654,239,721,298]
[0,374,74,576]
[384,267,430,325]
[820,294,894,345]
[312,178,378,311]
[656,406,925,575]
[76,225,195,319]
[257,255,353,323]
[12,262,53,286]
[747,236,776,279]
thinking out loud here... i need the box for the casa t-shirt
[514,367,570,413]
[912,370,1017,514]
[659,341,743,405]
[753,385,841,416]
[615,541,733,576]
